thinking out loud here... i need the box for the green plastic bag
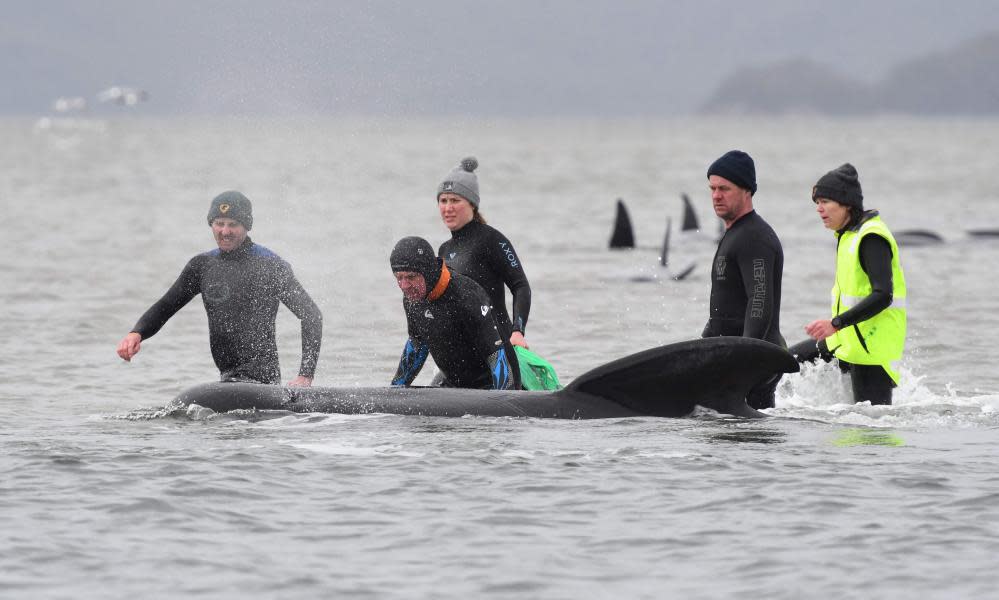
[515,346,562,391]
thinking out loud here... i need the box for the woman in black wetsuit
[435,157,532,350]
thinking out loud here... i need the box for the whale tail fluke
[609,199,635,248]
[563,337,799,418]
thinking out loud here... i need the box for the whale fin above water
[609,198,635,248]
[681,193,699,232]
[670,263,696,281]
[659,217,695,280]
[660,217,671,267]
[564,337,797,418]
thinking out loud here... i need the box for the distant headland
[700,31,999,116]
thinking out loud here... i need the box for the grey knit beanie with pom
[437,157,480,208]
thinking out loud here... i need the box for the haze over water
[3,115,999,598]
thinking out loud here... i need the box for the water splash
[773,360,999,428]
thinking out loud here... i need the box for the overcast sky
[2,0,996,116]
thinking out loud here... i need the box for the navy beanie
[812,163,863,210]
[390,236,443,291]
[207,190,253,230]
[707,150,757,195]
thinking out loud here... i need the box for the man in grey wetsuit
[116,191,323,386]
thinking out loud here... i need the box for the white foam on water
[772,360,999,428]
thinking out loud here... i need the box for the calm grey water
[3,116,999,599]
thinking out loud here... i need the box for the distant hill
[700,31,999,115]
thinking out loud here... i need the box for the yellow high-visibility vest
[826,215,907,383]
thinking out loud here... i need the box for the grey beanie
[437,157,480,208]
[707,150,757,195]
[207,190,253,230]
[812,163,863,210]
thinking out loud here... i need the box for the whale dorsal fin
[681,193,699,232]
[564,337,798,418]
[609,199,635,248]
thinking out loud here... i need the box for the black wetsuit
[703,210,785,409]
[392,270,519,390]
[789,212,895,404]
[438,220,531,337]
[131,238,323,384]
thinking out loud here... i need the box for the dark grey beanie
[390,236,443,291]
[812,163,863,209]
[207,190,253,230]
[437,157,480,208]
[707,150,757,195]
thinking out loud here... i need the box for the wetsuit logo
[424,309,434,319]
[715,256,727,279]
[499,241,519,268]
[751,259,766,318]
[219,203,231,214]
[449,252,456,259]
[481,305,490,316]
[203,281,231,304]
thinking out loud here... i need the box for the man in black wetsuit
[116,191,323,386]
[389,236,519,390]
[703,150,786,409]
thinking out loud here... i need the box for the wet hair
[473,209,487,225]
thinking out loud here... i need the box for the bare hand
[804,319,837,341]
[287,375,313,387]
[510,331,529,349]
[117,332,142,362]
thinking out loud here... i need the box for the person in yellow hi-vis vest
[790,163,907,405]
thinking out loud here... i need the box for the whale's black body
[175,337,798,419]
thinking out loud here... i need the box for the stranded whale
[175,337,798,419]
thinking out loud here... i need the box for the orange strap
[428,263,451,301]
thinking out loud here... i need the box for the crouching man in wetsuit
[389,236,519,390]
[116,191,323,386]
[702,150,787,409]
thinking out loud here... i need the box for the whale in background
[609,198,635,249]
[610,196,701,281]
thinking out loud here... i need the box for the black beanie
[207,190,253,230]
[812,163,863,209]
[390,236,443,291]
[707,150,757,195]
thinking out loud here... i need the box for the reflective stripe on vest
[825,216,908,384]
